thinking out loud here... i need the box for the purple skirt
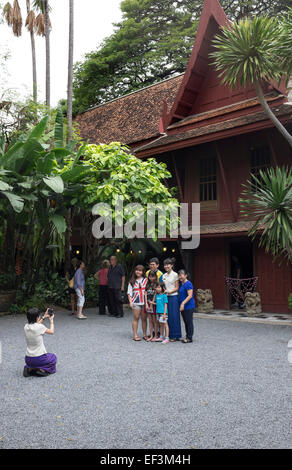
[25,353,57,374]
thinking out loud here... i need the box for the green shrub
[289,293,292,310]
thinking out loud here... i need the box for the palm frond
[25,9,36,33]
[35,12,45,36]
[12,0,22,37]
[211,16,284,88]
[2,2,13,26]
[240,167,292,263]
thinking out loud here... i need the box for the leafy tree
[240,167,292,263]
[211,13,292,147]
[72,0,291,113]
[0,112,178,289]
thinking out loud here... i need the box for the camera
[48,308,54,316]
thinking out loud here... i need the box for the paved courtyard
[0,308,291,449]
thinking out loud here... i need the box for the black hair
[26,307,41,324]
[149,257,159,265]
[156,282,165,291]
[163,257,176,266]
[77,260,85,268]
[178,269,188,277]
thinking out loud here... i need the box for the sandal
[143,336,148,341]
[77,315,87,319]
[146,337,153,342]
[182,338,192,343]
[133,337,141,341]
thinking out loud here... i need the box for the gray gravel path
[0,308,292,449]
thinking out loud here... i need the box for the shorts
[75,288,85,307]
[132,304,144,310]
[157,314,168,323]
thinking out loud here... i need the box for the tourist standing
[23,307,57,377]
[65,257,78,315]
[146,257,163,282]
[154,283,169,344]
[94,259,110,315]
[145,271,158,342]
[107,255,125,318]
[74,260,87,319]
[178,269,195,343]
[127,265,148,341]
[162,258,181,341]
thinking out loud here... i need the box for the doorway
[227,237,254,308]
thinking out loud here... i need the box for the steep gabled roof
[163,0,230,129]
[163,0,286,130]
[74,75,183,146]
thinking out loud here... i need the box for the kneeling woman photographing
[23,307,57,377]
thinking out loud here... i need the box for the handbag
[69,278,74,289]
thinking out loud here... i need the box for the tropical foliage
[240,167,292,263]
[211,11,292,147]
[0,112,177,297]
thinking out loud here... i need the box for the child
[127,265,148,341]
[154,283,169,344]
[145,271,158,342]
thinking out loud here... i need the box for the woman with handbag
[65,257,78,316]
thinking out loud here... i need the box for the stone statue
[196,289,214,313]
[245,292,262,316]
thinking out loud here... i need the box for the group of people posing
[127,257,195,344]
[66,255,196,343]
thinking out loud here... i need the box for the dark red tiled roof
[74,75,184,145]
[136,103,291,155]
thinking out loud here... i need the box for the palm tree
[2,1,39,102]
[240,167,292,263]
[33,0,51,107]
[67,0,74,142]
[25,0,37,102]
[211,15,292,148]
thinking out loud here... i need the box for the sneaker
[162,338,169,344]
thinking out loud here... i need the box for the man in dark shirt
[107,255,125,318]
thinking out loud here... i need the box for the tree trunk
[44,0,50,108]
[26,0,37,103]
[65,207,72,271]
[255,80,292,148]
[67,0,74,143]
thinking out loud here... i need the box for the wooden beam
[171,152,184,202]
[173,113,186,120]
[215,143,237,223]
[267,134,279,166]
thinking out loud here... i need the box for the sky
[0,0,122,105]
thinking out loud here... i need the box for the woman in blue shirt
[178,269,195,343]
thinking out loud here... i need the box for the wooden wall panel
[255,245,292,313]
[194,238,227,309]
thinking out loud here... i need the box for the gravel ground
[0,307,292,449]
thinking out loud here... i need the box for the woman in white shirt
[23,307,57,377]
[162,258,182,341]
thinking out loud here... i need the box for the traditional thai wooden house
[75,0,292,313]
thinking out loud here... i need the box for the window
[250,145,271,192]
[199,157,217,202]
